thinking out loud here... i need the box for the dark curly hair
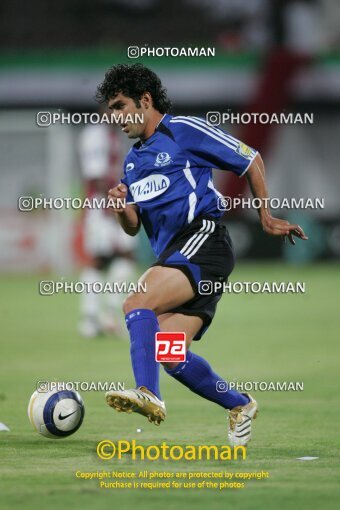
[96,63,172,114]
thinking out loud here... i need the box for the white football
[28,388,85,439]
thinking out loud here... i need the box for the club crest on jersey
[154,152,172,167]
[130,174,170,202]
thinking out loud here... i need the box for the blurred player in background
[78,116,137,338]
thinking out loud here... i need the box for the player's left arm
[170,118,308,244]
[246,153,308,245]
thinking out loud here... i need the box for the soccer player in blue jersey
[96,64,307,445]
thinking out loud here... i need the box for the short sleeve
[169,116,258,177]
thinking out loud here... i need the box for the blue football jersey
[121,115,257,257]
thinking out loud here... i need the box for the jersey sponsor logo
[126,162,135,172]
[154,152,172,167]
[155,332,186,362]
[236,142,253,159]
[130,174,170,202]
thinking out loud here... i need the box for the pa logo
[155,332,186,362]
[154,152,172,167]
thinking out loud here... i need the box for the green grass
[0,263,340,510]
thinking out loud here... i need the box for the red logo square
[155,332,186,362]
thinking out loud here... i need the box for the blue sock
[125,308,161,400]
[164,351,249,409]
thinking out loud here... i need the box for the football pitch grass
[1,263,339,510]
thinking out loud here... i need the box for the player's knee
[122,294,156,315]
[122,295,136,315]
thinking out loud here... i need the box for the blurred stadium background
[1,0,340,274]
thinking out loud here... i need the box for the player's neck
[140,111,165,142]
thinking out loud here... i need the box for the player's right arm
[108,183,141,236]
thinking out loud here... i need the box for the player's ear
[141,92,152,109]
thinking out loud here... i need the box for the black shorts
[152,215,235,340]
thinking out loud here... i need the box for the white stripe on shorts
[180,219,215,259]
